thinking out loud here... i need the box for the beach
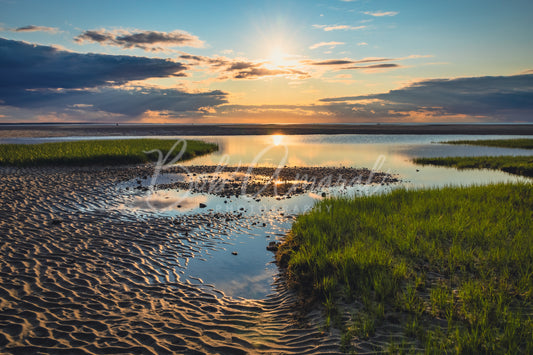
[0,130,531,353]
[1,163,390,354]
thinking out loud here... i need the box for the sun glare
[272,134,284,146]
[268,47,289,67]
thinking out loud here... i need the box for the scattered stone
[266,241,280,252]
[231,251,238,255]
[199,203,207,208]
[321,192,327,198]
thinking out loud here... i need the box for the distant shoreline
[1,123,533,138]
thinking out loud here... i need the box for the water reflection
[272,134,284,146]
[126,190,207,211]
[181,134,532,188]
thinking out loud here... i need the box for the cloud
[0,85,228,121]
[4,86,227,116]
[357,42,368,46]
[313,24,366,31]
[347,63,400,70]
[308,59,355,66]
[301,55,429,72]
[304,57,395,66]
[232,67,308,79]
[0,38,187,91]
[13,25,60,33]
[363,11,399,17]
[309,41,345,50]
[75,29,204,51]
[320,74,533,122]
[0,38,230,121]
[178,52,309,80]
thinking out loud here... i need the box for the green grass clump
[277,183,533,353]
[0,139,217,167]
[414,156,533,177]
[445,138,533,150]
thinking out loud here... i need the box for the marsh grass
[445,138,533,150]
[414,156,533,177]
[0,139,218,167]
[277,183,533,353]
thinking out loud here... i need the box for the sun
[268,46,289,67]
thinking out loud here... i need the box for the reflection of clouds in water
[214,268,275,298]
[127,190,207,211]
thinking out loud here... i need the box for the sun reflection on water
[272,134,284,146]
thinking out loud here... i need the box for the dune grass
[444,138,533,150]
[414,156,533,177]
[277,183,533,353]
[0,139,217,167]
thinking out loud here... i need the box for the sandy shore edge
[1,123,533,138]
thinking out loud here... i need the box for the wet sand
[0,165,351,354]
[1,123,533,138]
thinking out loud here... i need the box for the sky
[0,0,532,124]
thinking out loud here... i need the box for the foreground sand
[0,165,345,354]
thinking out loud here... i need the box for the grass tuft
[0,139,217,167]
[444,138,533,150]
[413,156,533,177]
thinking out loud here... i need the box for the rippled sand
[0,166,342,354]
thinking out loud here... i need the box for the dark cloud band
[75,29,204,51]
[0,38,187,90]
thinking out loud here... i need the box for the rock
[266,241,279,252]
[199,203,207,208]
[51,219,63,225]
[321,192,327,198]
[177,205,182,208]
[231,251,238,255]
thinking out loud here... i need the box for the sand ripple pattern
[0,166,340,354]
